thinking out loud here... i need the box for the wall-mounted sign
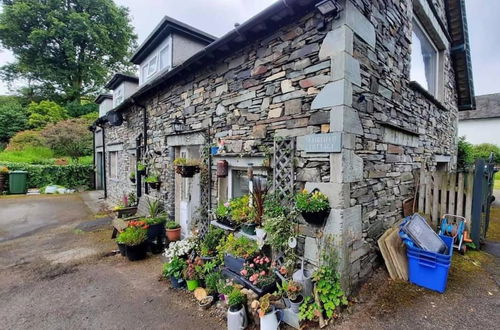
[297,133,342,153]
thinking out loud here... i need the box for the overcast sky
[0,0,498,96]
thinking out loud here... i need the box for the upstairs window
[113,85,124,107]
[411,18,438,96]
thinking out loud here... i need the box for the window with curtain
[410,18,438,95]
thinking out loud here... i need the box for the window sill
[409,81,448,111]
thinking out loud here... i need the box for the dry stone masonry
[100,0,462,292]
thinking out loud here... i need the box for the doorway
[95,151,104,190]
[175,145,201,238]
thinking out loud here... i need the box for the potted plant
[230,195,256,235]
[129,171,136,183]
[240,255,277,296]
[166,221,181,242]
[174,158,201,177]
[163,238,197,259]
[116,225,148,261]
[113,193,138,218]
[0,166,8,193]
[137,162,146,175]
[200,226,225,259]
[279,280,303,313]
[227,288,248,330]
[221,234,259,273]
[256,293,282,329]
[183,257,204,291]
[215,202,238,228]
[145,172,161,190]
[162,256,187,288]
[294,189,330,225]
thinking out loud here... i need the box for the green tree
[27,100,68,129]
[0,0,137,102]
[40,118,93,160]
[473,143,500,163]
[66,100,98,118]
[0,98,27,143]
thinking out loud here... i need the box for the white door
[175,146,201,238]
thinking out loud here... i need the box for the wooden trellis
[273,137,295,200]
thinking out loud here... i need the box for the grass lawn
[0,147,92,165]
[495,172,500,190]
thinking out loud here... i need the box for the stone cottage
[92,0,474,289]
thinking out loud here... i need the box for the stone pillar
[304,0,376,291]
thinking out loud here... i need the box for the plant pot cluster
[152,186,346,329]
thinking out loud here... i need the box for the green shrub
[27,100,68,129]
[472,143,500,163]
[6,130,46,151]
[0,161,93,188]
[40,118,92,159]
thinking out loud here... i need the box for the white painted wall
[98,98,113,118]
[458,118,500,146]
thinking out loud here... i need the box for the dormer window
[139,36,172,84]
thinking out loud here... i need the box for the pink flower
[240,269,248,276]
[260,271,266,276]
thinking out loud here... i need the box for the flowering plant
[215,202,231,219]
[163,238,197,259]
[294,189,329,213]
[183,257,204,280]
[240,255,275,288]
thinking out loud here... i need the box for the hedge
[0,162,93,188]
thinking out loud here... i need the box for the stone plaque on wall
[297,133,342,153]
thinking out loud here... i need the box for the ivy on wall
[0,162,93,188]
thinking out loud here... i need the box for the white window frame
[139,35,173,85]
[411,18,440,96]
[109,151,119,179]
[113,84,124,107]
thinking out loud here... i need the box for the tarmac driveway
[0,193,223,330]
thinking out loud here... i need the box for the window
[411,18,439,95]
[159,44,171,70]
[147,55,158,77]
[113,85,124,107]
[109,151,118,179]
[231,170,250,198]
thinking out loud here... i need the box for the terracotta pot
[166,227,181,241]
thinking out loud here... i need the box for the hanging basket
[301,209,330,226]
[147,181,161,190]
[175,165,200,177]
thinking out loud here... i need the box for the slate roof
[459,94,500,120]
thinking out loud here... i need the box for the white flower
[163,238,197,260]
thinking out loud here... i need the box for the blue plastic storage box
[407,235,453,293]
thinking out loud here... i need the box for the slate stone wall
[101,0,460,291]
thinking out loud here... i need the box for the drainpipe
[91,126,96,190]
[101,124,107,199]
[131,98,148,195]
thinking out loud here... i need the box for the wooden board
[385,228,408,281]
[377,227,398,280]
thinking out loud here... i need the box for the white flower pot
[227,305,247,330]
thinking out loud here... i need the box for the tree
[27,100,68,129]
[0,98,27,143]
[0,0,137,102]
[40,118,93,160]
[66,100,98,118]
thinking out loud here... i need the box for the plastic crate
[407,235,453,293]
